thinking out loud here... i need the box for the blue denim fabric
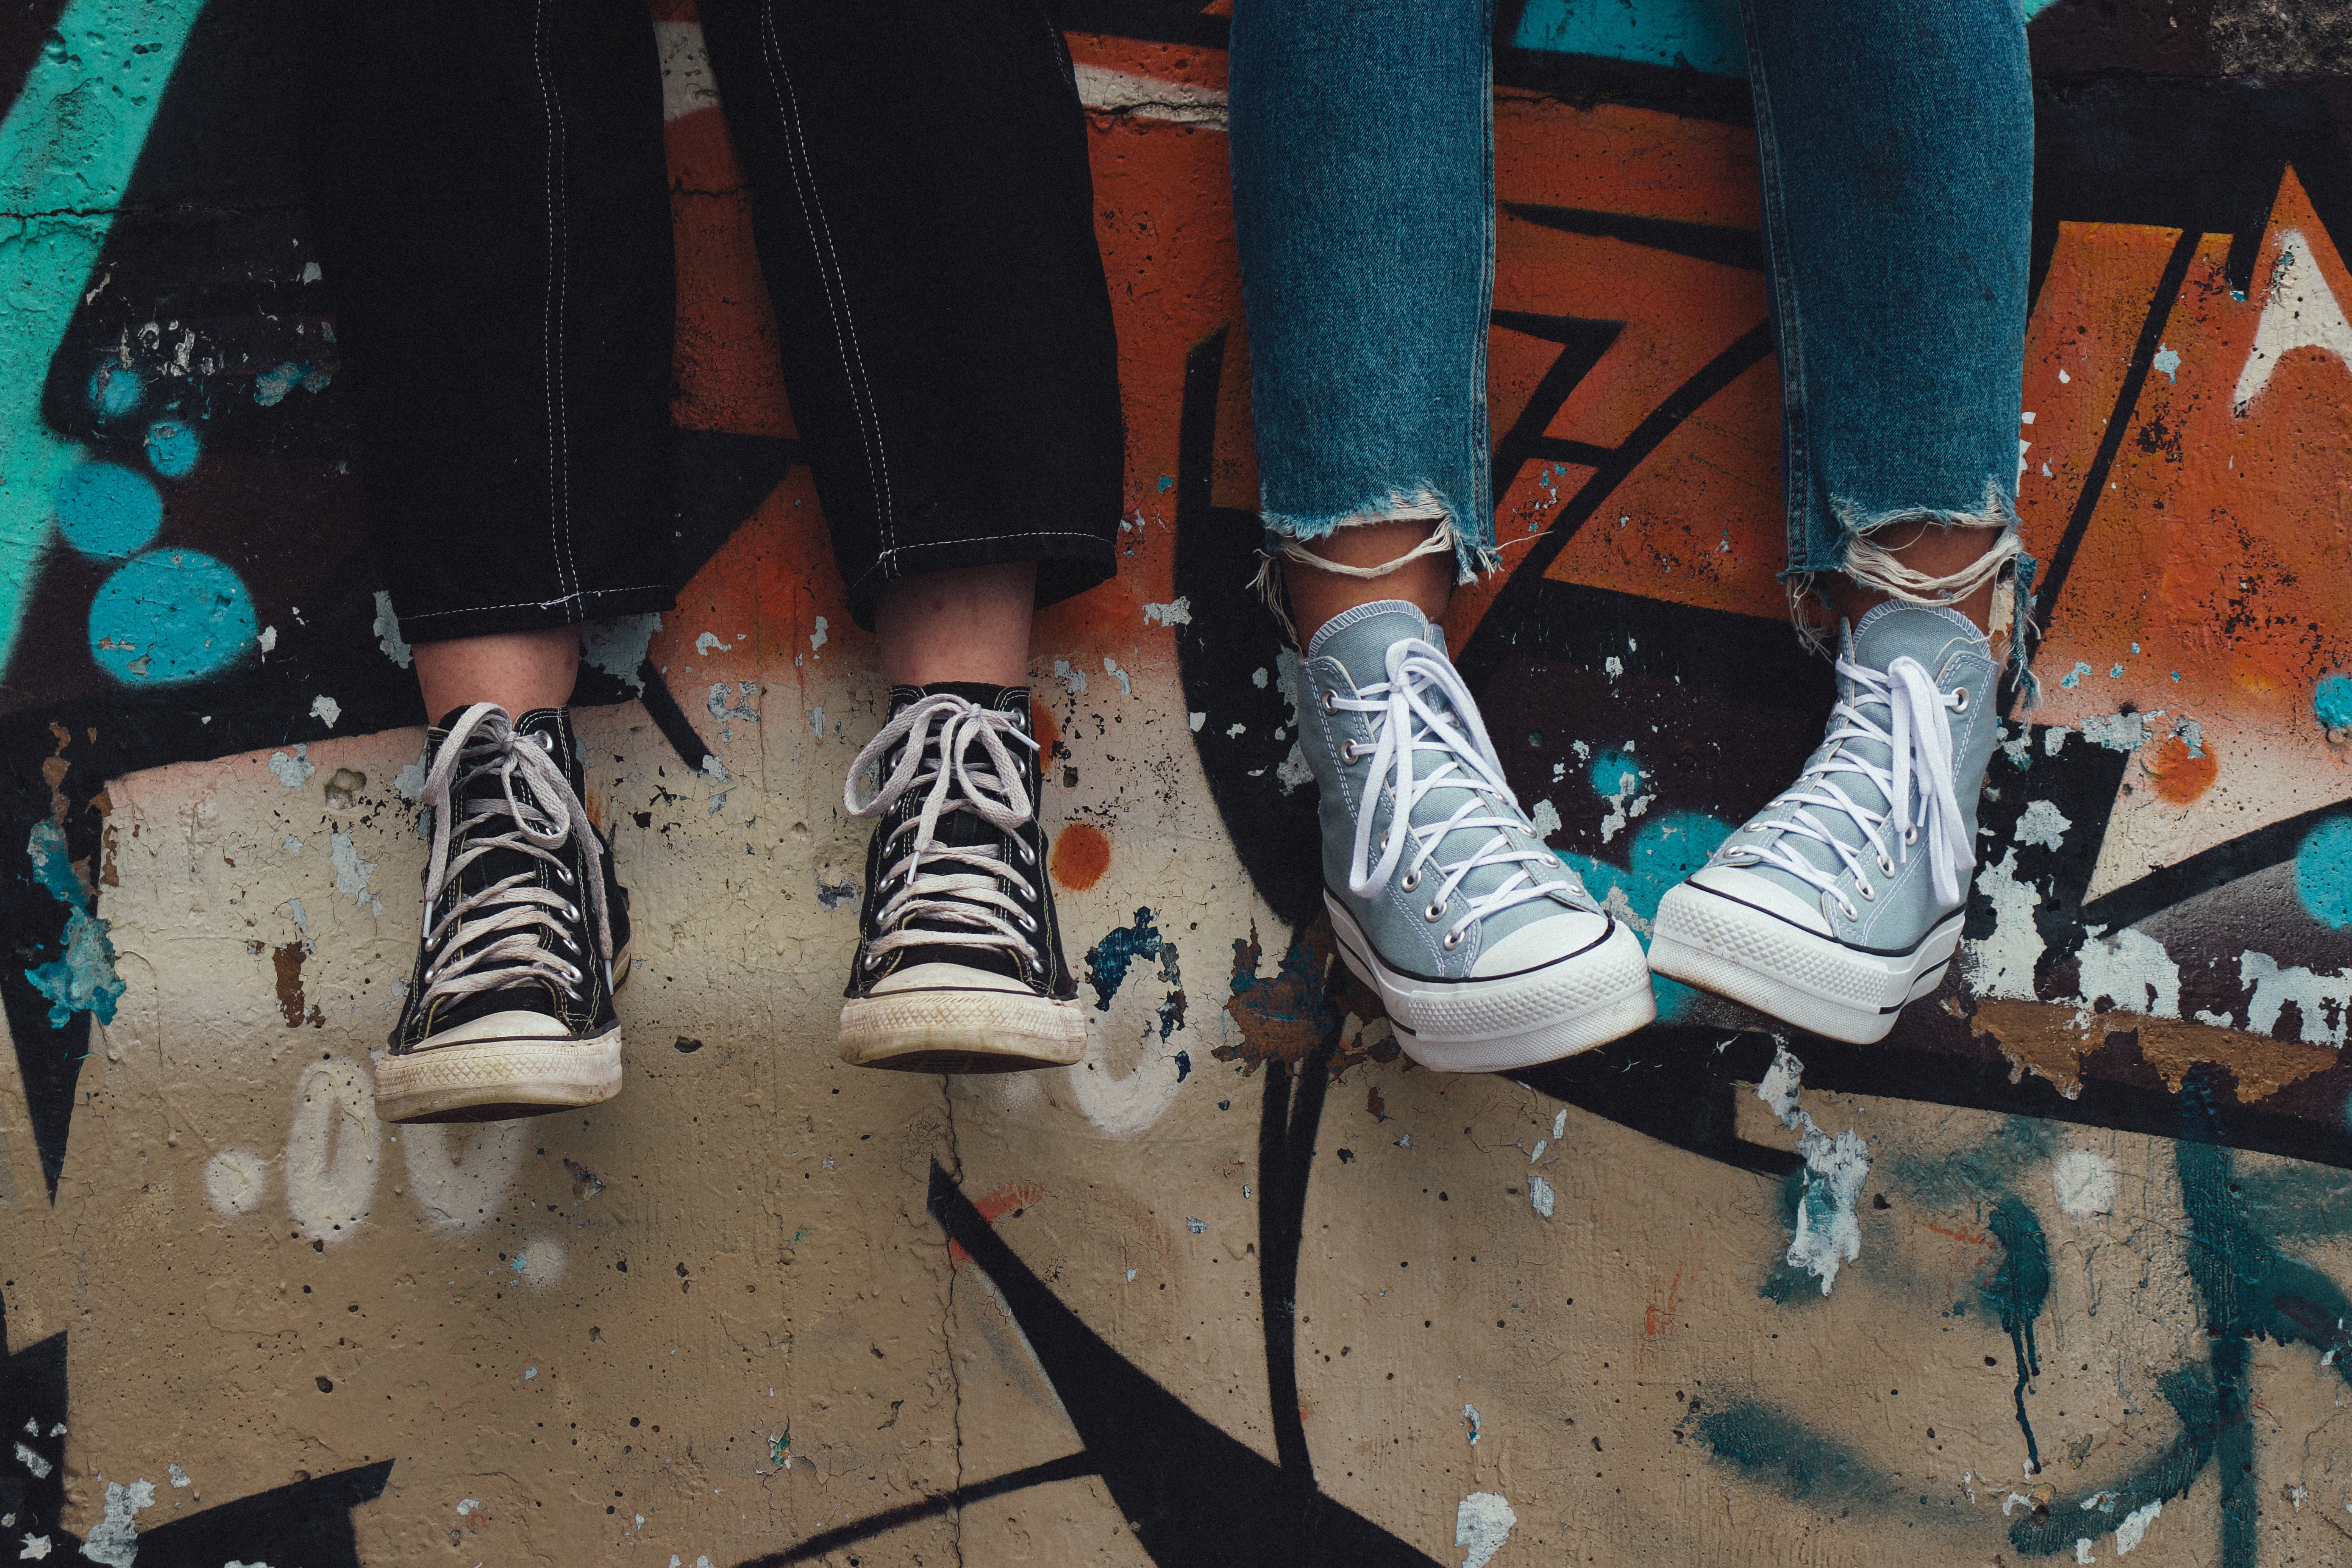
[1744,0,2033,579]
[1227,0,2032,594]
[1227,0,1497,583]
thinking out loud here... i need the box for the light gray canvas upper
[1296,600,1599,980]
[1698,602,1999,954]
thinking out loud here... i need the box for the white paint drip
[329,830,378,908]
[1528,799,1562,842]
[580,612,661,695]
[267,746,315,789]
[2016,799,2072,851]
[286,1057,380,1245]
[81,1478,154,1567]
[1455,1492,1517,1568]
[2053,1149,2117,1220]
[309,694,341,729]
[1529,1139,1548,1164]
[2075,927,2180,1018]
[371,590,411,666]
[1965,848,2045,1001]
[2116,1497,2161,1553]
[2234,230,2352,413]
[203,1148,270,1216]
[1143,597,1192,627]
[1528,1174,1556,1218]
[1758,1045,1871,1294]
[2241,951,2352,1047]
[402,1121,526,1235]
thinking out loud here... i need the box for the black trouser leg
[696,0,1124,630]
[300,0,676,644]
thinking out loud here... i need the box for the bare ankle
[1276,519,1456,646]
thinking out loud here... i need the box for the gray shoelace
[844,694,1042,968]
[416,704,613,1010]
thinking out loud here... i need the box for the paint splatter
[52,461,160,558]
[310,693,342,728]
[580,611,660,694]
[1051,821,1112,891]
[203,1149,270,1216]
[253,359,331,405]
[2316,674,2352,737]
[268,744,315,788]
[2115,1497,2160,1552]
[372,591,413,667]
[2295,816,2352,930]
[22,820,123,1028]
[330,831,378,907]
[1528,1174,1556,1218]
[1757,1045,1869,1294]
[89,548,258,683]
[1083,908,1162,1011]
[1215,922,1332,1070]
[1987,1194,2051,1472]
[2053,1149,2117,1220]
[1461,1404,1480,1445]
[80,1477,154,1567]
[1143,597,1192,626]
[1454,1492,1516,1568]
[2016,799,2071,850]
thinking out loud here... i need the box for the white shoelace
[1332,638,1583,948]
[417,704,612,1011]
[1721,655,1972,920]
[845,695,1042,967]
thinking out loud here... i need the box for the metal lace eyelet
[1878,855,1896,877]
[1840,901,1860,921]
[1400,869,1420,892]
[1017,913,1037,932]
[562,962,583,982]
[555,866,573,885]
[1857,882,1876,902]
[536,731,556,751]
[1952,688,1971,713]
[563,902,579,921]
[1340,740,1361,764]
[1441,929,1465,951]
[1322,688,1338,714]
[1903,826,1919,846]
[1424,900,1445,922]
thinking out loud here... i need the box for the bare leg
[875,562,1037,687]
[1827,521,2004,634]
[1282,521,1456,647]
[414,627,581,722]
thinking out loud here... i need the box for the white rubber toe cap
[1684,863,1833,936]
[1471,908,1615,977]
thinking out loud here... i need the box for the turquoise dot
[1589,748,1645,798]
[2316,674,2352,732]
[53,462,161,559]
[2297,816,2352,930]
[144,419,200,479]
[86,364,143,419]
[88,549,257,684]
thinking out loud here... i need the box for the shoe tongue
[1304,599,1440,668]
[879,683,1037,978]
[1848,601,1985,686]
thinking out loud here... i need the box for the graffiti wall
[1,0,2349,1561]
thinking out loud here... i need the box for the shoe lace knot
[417,704,613,1010]
[1332,638,1588,946]
[1720,654,1973,919]
[845,694,1043,967]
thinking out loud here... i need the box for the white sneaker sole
[839,988,1087,1074]
[1649,882,1961,1044]
[374,1025,623,1123]
[1327,896,1657,1073]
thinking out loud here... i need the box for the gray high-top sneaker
[1650,602,1999,1043]
[1297,601,1655,1072]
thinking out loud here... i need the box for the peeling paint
[1757,1045,1869,1294]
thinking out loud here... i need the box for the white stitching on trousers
[530,0,577,606]
[398,586,678,622]
[757,0,896,563]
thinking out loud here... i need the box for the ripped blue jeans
[1227,0,2034,636]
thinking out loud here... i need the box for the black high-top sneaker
[375,704,633,1122]
[838,683,1085,1073]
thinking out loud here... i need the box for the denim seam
[758,0,897,567]
[1738,0,1816,587]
